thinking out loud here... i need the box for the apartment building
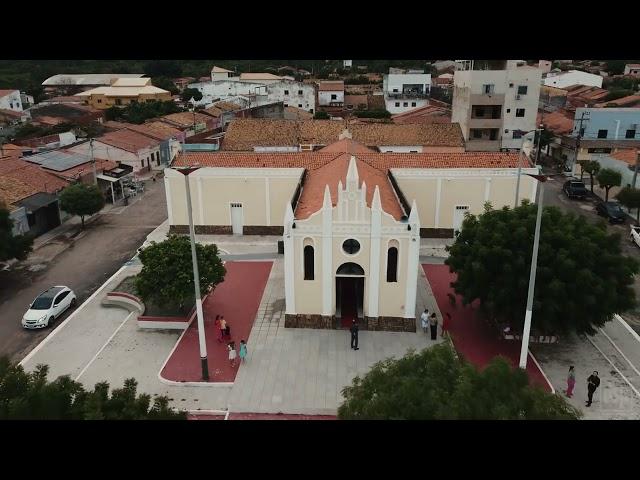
[452,60,542,151]
[383,70,431,114]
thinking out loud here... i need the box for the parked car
[563,180,589,199]
[631,226,640,247]
[595,201,626,224]
[22,286,77,329]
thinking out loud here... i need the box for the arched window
[386,247,398,282]
[304,245,314,280]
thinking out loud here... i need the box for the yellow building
[75,78,171,109]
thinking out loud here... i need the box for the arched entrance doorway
[336,262,364,329]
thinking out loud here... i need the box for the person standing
[420,309,430,334]
[586,371,600,407]
[565,366,576,398]
[228,342,237,368]
[350,319,359,351]
[429,313,438,340]
[239,340,248,363]
[442,312,451,337]
[220,316,228,339]
[215,315,223,343]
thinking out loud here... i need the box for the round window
[343,239,361,255]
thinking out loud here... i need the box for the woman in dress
[239,340,248,363]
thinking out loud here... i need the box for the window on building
[598,129,608,138]
[298,104,302,108]
[298,90,303,95]
[512,130,522,139]
[140,159,144,168]
[9,102,13,109]
[475,107,485,117]
[410,150,418,153]
[517,85,528,95]
[472,129,482,139]
[343,239,361,255]
[395,102,400,107]
[386,247,398,282]
[411,102,417,107]
[310,108,314,113]
[393,88,399,93]
[506,108,510,113]
[509,83,514,88]
[489,129,498,140]
[304,246,314,280]
[516,108,525,117]
[482,84,494,94]
[284,90,289,95]
[331,94,337,100]
[284,103,288,107]
[402,102,408,107]
[626,129,636,139]
[97,99,102,103]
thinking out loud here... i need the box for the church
[164,131,539,331]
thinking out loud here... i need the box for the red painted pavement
[161,262,273,383]
[422,264,551,392]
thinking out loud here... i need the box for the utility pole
[572,112,588,177]
[90,138,97,185]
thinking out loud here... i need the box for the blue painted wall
[572,108,640,140]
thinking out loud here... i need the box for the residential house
[157,111,218,137]
[564,84,609,108]
[103,121,184,165]
[0,89,24,111]
[452,60,542,151]
[219,119,464,153]
[318,81,345,111]
[0,157,69,237]
[42,74,146,96]
[543,70,603,89]
[383,70,431,114]
[75,78,171,109]
[68,130,162,173]
[14,131,78,152]
[624,64,640,77]
[28,102,104,126]
[595,95,640,108]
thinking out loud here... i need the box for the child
[228,342,237,368]
[220,317,227,339]
[239,340,247,363]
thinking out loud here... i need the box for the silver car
[22,286,77,329]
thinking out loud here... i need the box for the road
[0,178,167,362]
[542,174,640,333]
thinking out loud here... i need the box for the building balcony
[465,139,501,152]
[386,92,430,99]
[468,117,503,128]
[469,93,505,105]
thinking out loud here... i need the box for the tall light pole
[174,164,209,380]
[519,173,548,369]
[514,128,542,208]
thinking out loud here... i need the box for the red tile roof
[0,89,18,99]
[538,109,574,135]
[97,129,160,153]
[0,157,69,194]
[611,149,638,166]
[318,81,344,92]
[0,176,37,207]
[595,95,640,108]
[392,105,452,125]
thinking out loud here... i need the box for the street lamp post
[174,164,209,381]
[519,173,548,369]
[514,128,542,208]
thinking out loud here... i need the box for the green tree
[445,203,638,335]
[0,204,33,261]
[597,167,623,201]
[313,111,330,120]
[136,235,226,311]
[59,183,105,230]
[143,60,182,78]
[104,100,183,124]
[606,60,626,75]
[353,109,392,119]
[0,357,185,420]
[338,344,581,420]
[605,89,635,102]
[180,88,203,103]
[616,187,640,224]
[581,160,601,192]
[152,76,179,95]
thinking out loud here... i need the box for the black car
[595,201,626,224]
[563,180,589,199]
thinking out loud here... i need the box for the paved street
[0,178,167,362]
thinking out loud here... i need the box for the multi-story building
[452,60,542,151]
[383,70,431,114]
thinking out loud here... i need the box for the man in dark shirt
[350,319,359,351]
[586,371,600,407]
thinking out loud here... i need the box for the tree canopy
[338,344,581,420]
[597,168,622,201]
[313,111,330,120]
[0,357,185,420]
[445,202,638,335]
[579,160,600,191]
[0,204,33,261]
[104,100,183,124]
[617,187,640,223]
[180,88,203,103]
[59,183,105,229]
[136,235,226,311]
[152,76,179,95]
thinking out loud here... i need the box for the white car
[22,286,77,329]
[631,226,640,248]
